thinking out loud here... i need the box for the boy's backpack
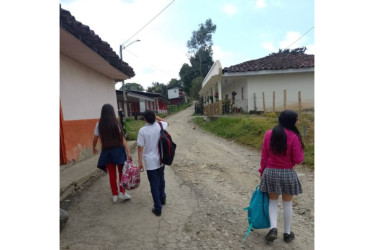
[243,185,270,241]
[158,122,176,165]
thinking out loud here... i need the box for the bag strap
[158,121,163,130]
[243,223,253,241]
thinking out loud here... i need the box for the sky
[59,0,314,90]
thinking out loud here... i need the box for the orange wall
[62,118,99,164]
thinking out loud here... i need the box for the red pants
[107,163,125,195]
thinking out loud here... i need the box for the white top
[137,121,168,171]
[94,122,100,136]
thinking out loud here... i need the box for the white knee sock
[283,201,293,234]
[268,199,278,229]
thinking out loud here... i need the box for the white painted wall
[60,53,119,120]
[168,88,179,99]
[246,72,314,112]
[139,101,145,112]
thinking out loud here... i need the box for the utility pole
[119,39,140,118]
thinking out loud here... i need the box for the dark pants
[146,166,166,212]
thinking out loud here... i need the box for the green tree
[147,82,168,98]
[189,48,214,79]
[119,82,144,92]
[179,63,197,96]
[187,18,216,78]
[167,78,183,89]
[190,76,203,100]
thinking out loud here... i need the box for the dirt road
[60,105,314,250]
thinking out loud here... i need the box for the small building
[117,90,170,118]
[60,6,135,165]
[199,50,314,115]
[168,87,186,105]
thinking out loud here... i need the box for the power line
[125,48,174,78]
[121,0,176,46]
[286,26,314,49]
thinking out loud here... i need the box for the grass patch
[193,113,314,168]
[124,102,192,140]
[125,118,146,141]
[167,103,191,114]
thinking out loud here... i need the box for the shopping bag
[119,159,140,190]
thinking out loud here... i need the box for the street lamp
[119,39,141,118]
[120,39,140,62]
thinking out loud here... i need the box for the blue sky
[60,0,314,90]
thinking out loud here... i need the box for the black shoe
[161,198,166,205]
[152,208,161,216]
[265,228,278,242]
[283,232,295,243]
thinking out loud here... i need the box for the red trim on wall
[60,100,67,165]
[62,118,99,164]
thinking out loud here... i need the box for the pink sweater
[258,128,304,176]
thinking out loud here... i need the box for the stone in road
[60,105,314,249]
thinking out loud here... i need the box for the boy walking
[137,110,169,216]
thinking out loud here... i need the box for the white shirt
[137,121,168,171]
[94,122,100,136]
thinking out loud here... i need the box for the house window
[241,87,244,99]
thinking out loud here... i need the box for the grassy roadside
[124,102,192,141]
[193,112,314,169]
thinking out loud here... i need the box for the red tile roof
[60,6,135,78]
[222,52,314,74]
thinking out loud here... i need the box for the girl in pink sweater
[259,110,304,243]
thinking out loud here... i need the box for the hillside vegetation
[193,112,314,168]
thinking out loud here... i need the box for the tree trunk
[199,50,202,77]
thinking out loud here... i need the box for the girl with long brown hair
[93,104,132,203]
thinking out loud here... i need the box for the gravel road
[60,105,314,250]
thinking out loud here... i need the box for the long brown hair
[98,104,123,149]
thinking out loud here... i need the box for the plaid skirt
[259,168,302,195]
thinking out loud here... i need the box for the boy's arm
[137,146,144,171]
[155,115,169,126]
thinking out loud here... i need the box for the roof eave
[223,67,314,77]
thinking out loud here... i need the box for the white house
[199,50,314,115]
[168,87,180,99]
[60,6,135,164]
[167,87,187,105]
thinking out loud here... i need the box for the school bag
[158,122,176,165]
[119,160,140,190]
[243,185,270,241]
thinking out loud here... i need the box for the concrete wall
[60,54,118,120]
[246,72,314,112]
[221,72,314,112]
[60,53,119,164]
[168,88,179,99]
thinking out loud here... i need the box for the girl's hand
[127,154,132,161]
[93,148,98,154]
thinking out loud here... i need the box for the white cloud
[256,0,267,9]
[279,31,305,49]
[212,45,247,67]
[222,4,238,16]
[261,42,276,53]
[305,44,315,55]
